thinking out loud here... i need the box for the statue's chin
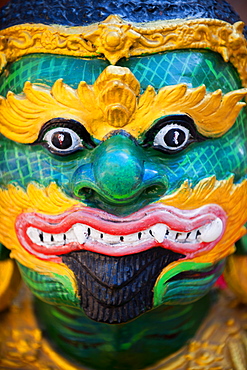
[62,248,184,324]
[15,203,226,323]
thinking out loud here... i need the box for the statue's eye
[32,118,95,156]
[142,115,207,154]
[43,127,82,154]
[153,124,190,151]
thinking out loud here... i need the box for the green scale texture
[0,50,247,369]
[0,50,241,95]
[0,51,246,215]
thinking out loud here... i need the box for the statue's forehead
[0,49,242,97]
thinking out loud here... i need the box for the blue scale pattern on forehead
[119,50,242,93]
[0,50,241,97]
[0,55,109,97]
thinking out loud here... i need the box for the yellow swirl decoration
[163,176,247,263]
[0,66,246,142]
[0,16,247,86]
[0,183,79,289]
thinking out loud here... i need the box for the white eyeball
[153,124,190,151]
[43,127,82,154]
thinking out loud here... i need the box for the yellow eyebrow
[0,65,246,143]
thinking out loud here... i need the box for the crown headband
[0,15,247,86]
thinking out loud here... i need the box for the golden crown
[0,15,247,86]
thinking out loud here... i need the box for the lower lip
[16,204,226,262]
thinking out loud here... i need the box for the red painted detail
[215,275,228,290]
[16,204,226,261]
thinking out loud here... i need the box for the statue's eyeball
[32,118,96,156]
[43,127,82,154]
[153,124,190,151]
[142,115,207,154]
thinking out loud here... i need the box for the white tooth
[198,218,223,243]
[66,229,76,242]
[166,229,177,241]
[120,233,139,244]
[53,233,64,244]
[186,229,197,242]
[140,230,150,242]
[176,232,187,242]
[73,224,87,244]
[103,234,115,244]
[27,227,41,244]
[103,234,122,244]
[152,224,167,243]
[43,232,52,244]
[90,228,102,241]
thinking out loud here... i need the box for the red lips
[16,204,226,261]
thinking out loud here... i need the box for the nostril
[76,187,94,199]
[144,184,166,197]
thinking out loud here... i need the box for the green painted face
[0,50,247,324]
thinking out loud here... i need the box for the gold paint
[0,67,246,142]
[0,176,246,280]
[145,290,247,370]
[0,284,86,369]
[0,17,247,87]
[0,183,79,291]
[224,255,247,304]
[130,83,247,138]
[84,15,141,65]
[155,176,247,287]
[93,65,140,128]
[160,176,247,264]
[0,259,21,312]
[42,340,86,370]
[1,284,247,370]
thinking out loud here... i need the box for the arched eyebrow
[0,66,246,144]
[128,83,247,139]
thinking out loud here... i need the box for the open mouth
[16,204,226,261]
[16,203,226,323]
[62,247,185,323]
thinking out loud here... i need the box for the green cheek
[179,127,246,187]
[17,262,81,307]
[153,260,225,307]
[0,136,87,189]
[0,113,246,208]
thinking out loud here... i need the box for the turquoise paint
[18,263,81,307]
[35,292,211,370]
[1,48,247,369]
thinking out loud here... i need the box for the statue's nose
[72,134,167,205]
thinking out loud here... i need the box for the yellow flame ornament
[0,66,246,143]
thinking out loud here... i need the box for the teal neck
[35,294,212,370]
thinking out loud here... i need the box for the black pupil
[51,131,73,149]
[164,128,186,148]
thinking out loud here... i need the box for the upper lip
[16,204,226,260]
[17,203,225,234]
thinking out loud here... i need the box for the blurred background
[228,0,247,23]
